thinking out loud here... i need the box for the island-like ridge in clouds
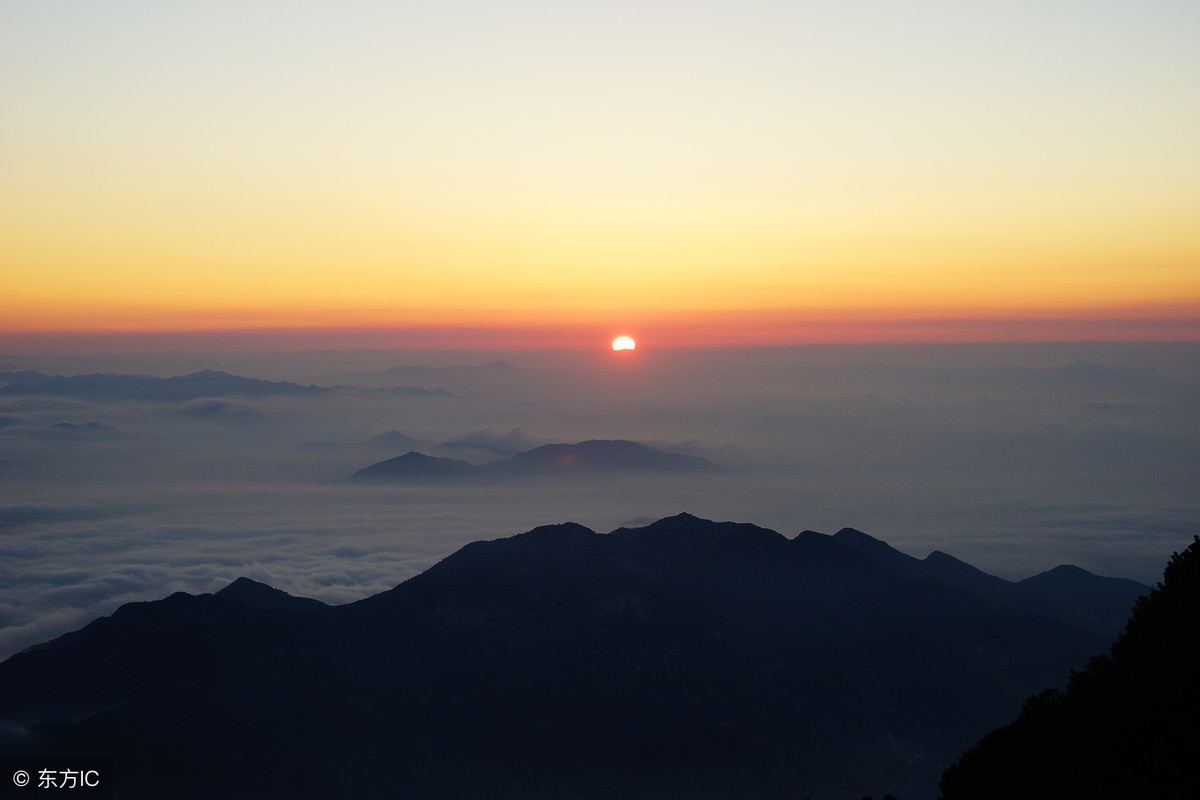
[0,514,1148,800]
[349,438,727,481]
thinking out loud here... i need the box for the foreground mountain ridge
[831,526,1147,637]
[0,513,1148,799]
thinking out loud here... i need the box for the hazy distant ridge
[0,369,327,401]
[350,438,726,481]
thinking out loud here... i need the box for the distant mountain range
[350,439,726,481]
[0,369,327,402]
[0,514,1147,799]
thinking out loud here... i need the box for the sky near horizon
[3,1,1198,349]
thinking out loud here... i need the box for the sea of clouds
[2,342,1197,660]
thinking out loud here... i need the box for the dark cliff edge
[939,535,1199,800]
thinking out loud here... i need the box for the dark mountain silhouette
[834,527,1016,605]
[1014,564,1151,638]
[0,369,327,402]
[940,535,1200,800]
[0,514,1146,800]
[349,438,725,481]
[836,528,1148,637]
[214,577,329,612]
[349,450,477,480]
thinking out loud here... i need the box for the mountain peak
[834,527,923,572]
[833,527,895,550]
[219,575,268,590]
[925,549,969,566]
[1013,563,1149,636]
[215,577,326,611]
[661,511,703,524]
[350,451,476,481]
[521,521,596,541]
[610,513,786,551]
[1033,564,1091,579]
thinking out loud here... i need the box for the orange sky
[3,2,1198,351]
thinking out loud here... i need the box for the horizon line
[2,315,1198,356]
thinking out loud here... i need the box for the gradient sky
[3,1,1198,347]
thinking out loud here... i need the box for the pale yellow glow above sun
[2,1,1198,346]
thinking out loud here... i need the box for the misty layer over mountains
[1,342,1197,661]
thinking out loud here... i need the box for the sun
[611,335,636,351]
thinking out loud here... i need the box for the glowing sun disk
[612,336,636,351]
